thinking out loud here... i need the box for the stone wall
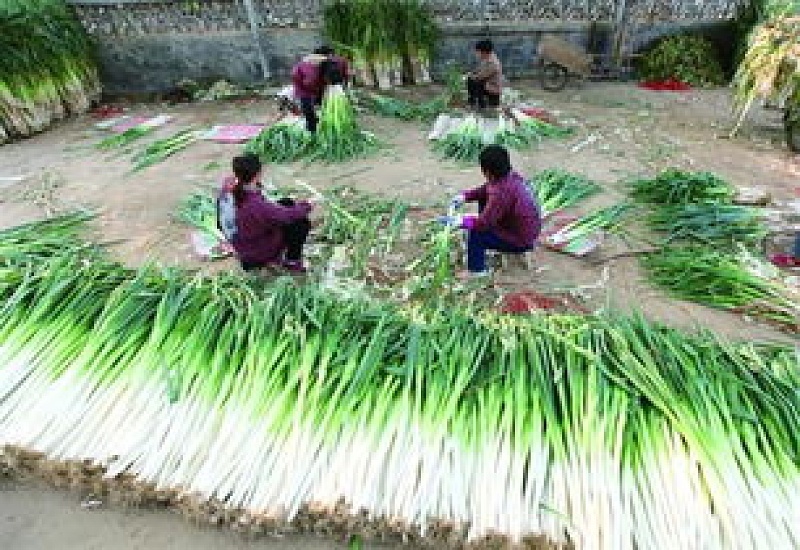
[66,0,743,94]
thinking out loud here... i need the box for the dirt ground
[0,82,799,547]
[0,473,400,550]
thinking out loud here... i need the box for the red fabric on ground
[520,107,555,123]
[638,79,692,92]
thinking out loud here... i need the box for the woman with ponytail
[217,153,313,273]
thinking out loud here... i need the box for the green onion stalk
[0,216,799,548]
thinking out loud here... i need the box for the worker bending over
[217,153,313,273]
[442,145,541,277]
[291,46,350,132]
[466,39,503,110]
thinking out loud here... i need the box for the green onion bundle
[361,92,445,122]
[310,85,378,162]
[548,203,633,251]
[244,117,313,163]
[647,203,767,245]
[511,109,574,142]
[0,0,100,141]
[528,169,601,217]
[628,169,735,205]
[432,115,484,162]
[132,128,199,171]
[175,190,229,259]
[0,218,798,548]
[641,246,798,325]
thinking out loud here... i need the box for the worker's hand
[449,193,465,210]
[436,215,462,228]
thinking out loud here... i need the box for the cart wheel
[541,63,568,92]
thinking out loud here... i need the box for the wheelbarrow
[536,34,636,91]
[537,35,592,92]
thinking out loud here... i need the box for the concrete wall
[97,29,319,94]
[94,19,727,94]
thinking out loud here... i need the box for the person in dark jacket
[466,39,503,109]
[217,153,313,273]
[442,145,541,276]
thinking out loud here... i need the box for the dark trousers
[467,78,500,109]
[466,199,530,272]
[300,97,320,132]
[240,198,310,271]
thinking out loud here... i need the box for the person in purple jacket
[217,153,313,273]
[441,145,541,277]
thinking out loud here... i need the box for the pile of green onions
[641,246,798,326]
[628,169,735,204]
[0,0,100,142]
[0,215,798,549]
[244,117,313,163]
[647,203,767,245]
[528,169,601,217]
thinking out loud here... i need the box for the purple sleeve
[463,185,487,203]
[471,188,506,232]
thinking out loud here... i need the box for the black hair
[231,153,262,205]
[475,39,494,53]
[314,45,334,56]
[479,145,512,179]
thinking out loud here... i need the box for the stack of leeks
[0,214,798,549]
[0,0,100,142]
